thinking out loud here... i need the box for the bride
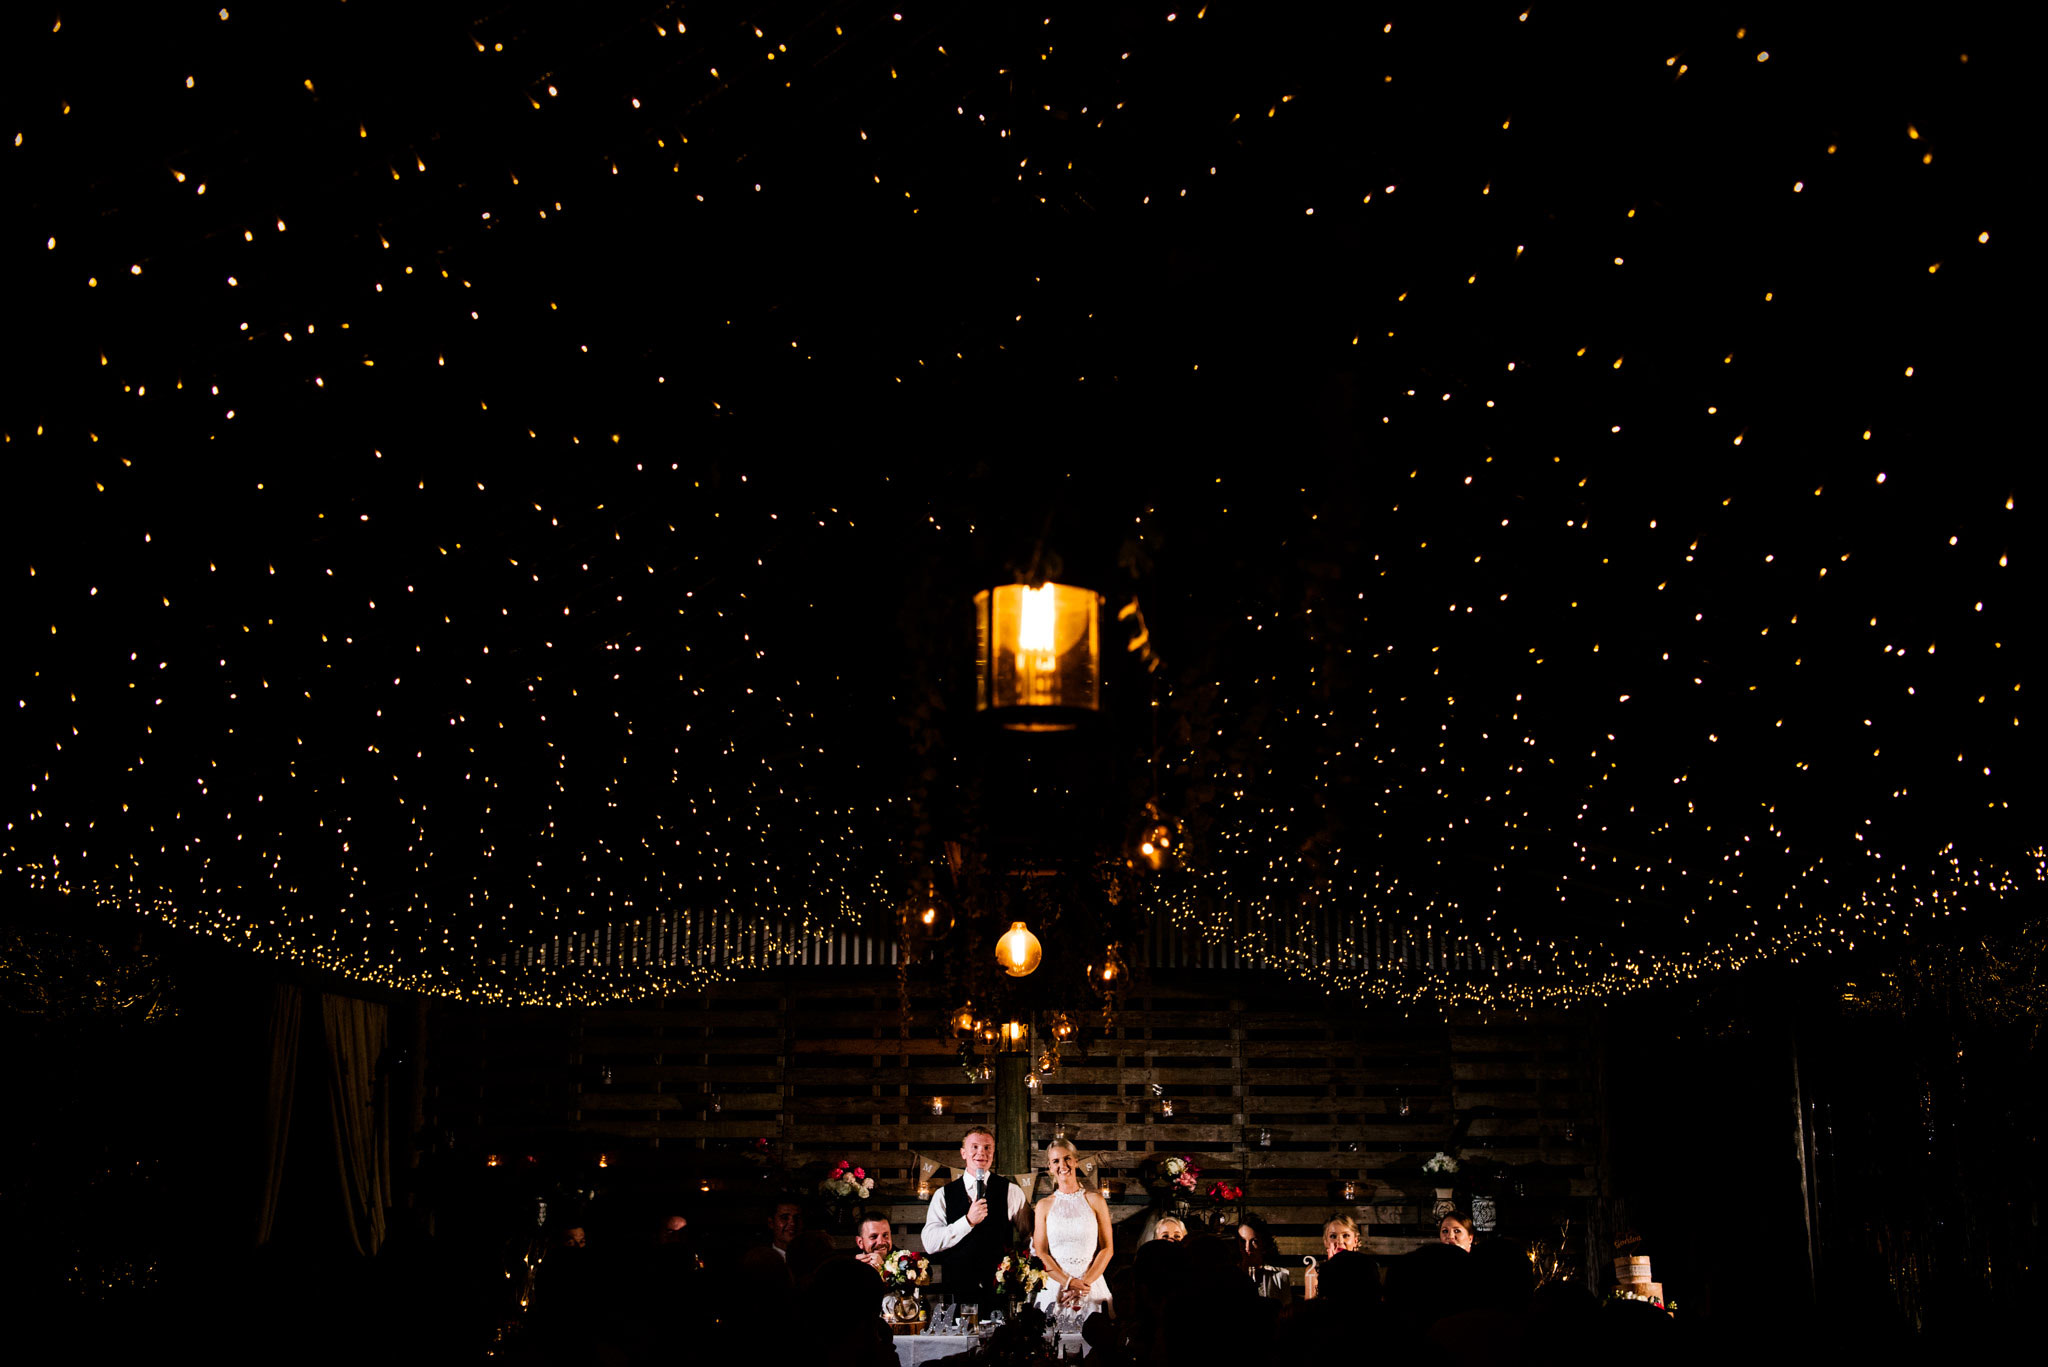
[1032,1138,1114,1316]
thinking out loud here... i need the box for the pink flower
[853,1167,865,1180]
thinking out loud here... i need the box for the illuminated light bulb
[996,922,1042,977]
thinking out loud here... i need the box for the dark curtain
[321,993,392,1256]
[255,983,302,1245]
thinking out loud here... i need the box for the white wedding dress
[1035,1188,1112,1315]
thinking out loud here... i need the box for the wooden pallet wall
[427,969,1597,1258]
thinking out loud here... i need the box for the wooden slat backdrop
[427,969,1596,1258]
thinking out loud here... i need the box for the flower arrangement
[880,1248,927,1292]
[1208,1180,1244,1203]
[1159,1154,1201,1191]
[994,1246,1047,1301]
[1422,1152,1460,1177]
[821,1159,874,1204]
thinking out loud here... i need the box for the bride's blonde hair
[1045,1137,1079,1161]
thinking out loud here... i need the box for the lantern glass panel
[974,583,1101,728]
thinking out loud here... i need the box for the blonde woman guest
[1152,1215,1188,1243]
[1304,1214,1361,1298]
[1032,1138,1115,1316]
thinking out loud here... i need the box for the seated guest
[1126,1237,1193,1361]
[1427,1241,1535,1365]
[1385,1242,1477,1347]
[1235,1217,1291,1300]
[789,1229,838,1287]
[1438,1211,1474,1251]
[1283,1251,1385,1358]
[793,1257,899,1367]
[1317,1248,1382,1306]
[1152,1215,1188,1243]
[1304,1214,1362,1298]
[852,1214,893,1272]
[765,1198,804,1261]
[530,1224,598,1363]
[658,1213,688,1244]
[1161,1246,1274,1366]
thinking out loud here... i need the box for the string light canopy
[974,582,1102,730]
[0,5,2031,1011]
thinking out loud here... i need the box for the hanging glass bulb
[996,920,1043,977]
[903,875,953,936]
[1128,805,1177,871]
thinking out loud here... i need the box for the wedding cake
[1612,1254,1662,1305]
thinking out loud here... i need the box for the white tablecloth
[891,1331,1085,1364]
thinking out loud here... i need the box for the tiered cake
[1613,1254,1662,1304]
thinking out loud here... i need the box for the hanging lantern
[996,920,1044,977]
[1046,1011,1075,1042]
[951,1001,980,1037]
[974,582,1102,729]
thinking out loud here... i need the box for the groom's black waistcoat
[937,1173,1013,1300]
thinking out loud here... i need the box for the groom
[921,1125,1027,1304]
